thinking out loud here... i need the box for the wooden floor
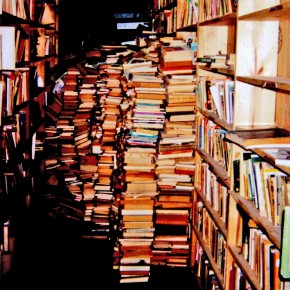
[0,196,201,290]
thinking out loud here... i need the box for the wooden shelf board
[238,3,290,21]
[199,13,236,26]
[253,148,290,175]
[195,187,228,238]
[196,148,231,188]
[230,191,281,249]
[193,226,225,288]
[237,75,290,93]
[199,109,233,131]
[228,245,262,290]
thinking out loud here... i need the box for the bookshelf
[193,0,290,289]
[1,0,290,287]
[151,0,198,36]
[0,0,60,278]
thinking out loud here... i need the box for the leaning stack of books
[114,62,167,283]
[153,144,194,267]
[118,146,157,283]
[82,68,121,239]
[151,58,197,267]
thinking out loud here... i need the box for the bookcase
[193,0,290,289]
[152,0,198,35]
[0,0,59,278]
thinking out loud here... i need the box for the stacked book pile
[159,39,193,68]
[158,38,196,77]
[164,73,196,123]
[81,64,122,239]
[55,71,94,209]
[41,64,121,239]
[74,79,108,239]
[40,69,87,222]
[151,63,197,268]
[153,138,194,267]
[39,43,197,278]
[113,61,167,283]
[125,61,167,135]
[118,146,157,284]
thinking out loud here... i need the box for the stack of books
[82,65,121,239]
[114,60,167,283]
[119,146,157,283]
[164,74,196,123]
[159,41,193,68]
[151,61,197,267]
[153,152,194,267]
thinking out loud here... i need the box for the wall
[58,0,151,59]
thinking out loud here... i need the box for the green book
[280,206,290,278]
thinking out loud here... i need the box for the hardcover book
[280,206,290,279]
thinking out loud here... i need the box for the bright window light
[117,22,149,30]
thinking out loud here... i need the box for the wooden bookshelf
[193,0,290,289]
[1,1,290,288]
[0,0,60,278]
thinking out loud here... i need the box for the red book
[158,64,196,75]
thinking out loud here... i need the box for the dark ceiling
[58,0,152,58]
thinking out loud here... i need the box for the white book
[121,209,154,216]
[120,265,150,272]
[0,26,16,70]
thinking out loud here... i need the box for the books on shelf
[274,148,290,167]
[261,147,290,167]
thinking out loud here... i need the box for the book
[274,148,290,166]
[168,113,196,122]
[167,92,196,104]
[270,246,282,290]
[120,275,149,283]
[159,65,196,76]
[121,209,154,216]
[280,206,290,278]
[119,264,150,272]
[38,3,55,25]
[0,26,16,70]
[161,45,192,59]
[225,128,290,149]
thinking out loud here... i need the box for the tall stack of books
[118,146,157,283]
[113,61,167,284]
[151,57,197,268]
[164,73,196,123]
[153,137,194,267]
[41,70,86,222]
[73,88,96,155]
[81,68,120,239]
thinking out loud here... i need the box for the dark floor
[0,195,201,290]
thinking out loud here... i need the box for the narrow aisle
[0,206,116,288]
[1,222,199,289]
[0,195,201,290]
